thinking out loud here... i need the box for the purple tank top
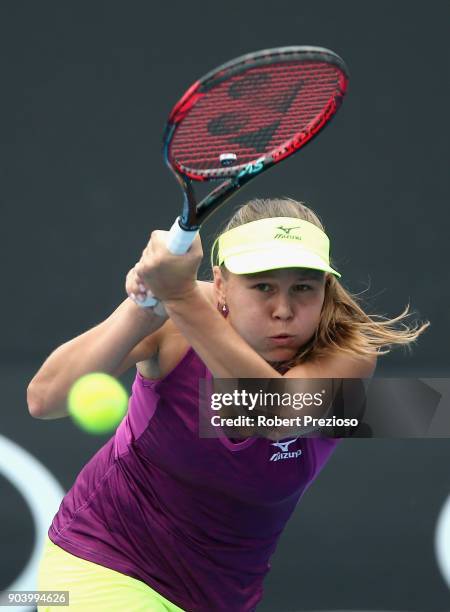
[49,347,340,611]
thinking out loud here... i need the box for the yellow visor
[215,217,341,277]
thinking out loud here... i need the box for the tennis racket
[136,45,349,312]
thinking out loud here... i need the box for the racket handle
[134,217,199,313]
[166,216,199,255]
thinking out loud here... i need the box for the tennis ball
[67,372,129,435]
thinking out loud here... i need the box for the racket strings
[169,61,344,174]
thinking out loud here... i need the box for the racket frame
[137,46,349,310]
[162,45,349,231]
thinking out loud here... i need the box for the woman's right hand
[125,266,168,318]
[125,266,151,305]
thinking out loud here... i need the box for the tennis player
[30,198,428,611]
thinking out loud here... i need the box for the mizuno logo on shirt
[269,438,302,462]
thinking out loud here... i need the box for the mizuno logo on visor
[274,226,302,241]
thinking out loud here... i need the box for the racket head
[163,46,349,182]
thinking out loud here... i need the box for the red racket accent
[167,57,348,180]
[168,80,204,124]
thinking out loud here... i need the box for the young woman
[31,198,428,611]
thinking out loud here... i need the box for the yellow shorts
[37,536,185,612]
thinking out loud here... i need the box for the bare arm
[165,286,278,378]
[27,298,167,419]
[136,231,377,380]
[165,285,377,379]
[165,286,377,438]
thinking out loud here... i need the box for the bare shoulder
[154,281,215,341]
[284,351,378,379]
[136,280,215,380]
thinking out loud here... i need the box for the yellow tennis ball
[67,372,129,435]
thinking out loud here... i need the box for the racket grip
[133,295,167,317]
[166,216,199,255]
[134,217,199,313]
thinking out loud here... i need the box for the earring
[217,302,229,317]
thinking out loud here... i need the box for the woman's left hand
[133,230,203,303]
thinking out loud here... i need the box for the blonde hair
[210,197,430,366]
